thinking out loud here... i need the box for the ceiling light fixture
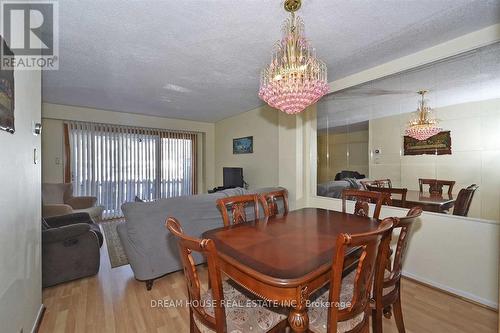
[258,0,328,115]
[405,90,442,141]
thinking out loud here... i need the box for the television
[223,167,244,188]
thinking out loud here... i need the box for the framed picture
[0,36,15,133]
[403,131,451,156]
[233,136,253,154]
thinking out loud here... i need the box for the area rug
[100,219,129,268]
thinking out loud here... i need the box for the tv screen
[223,167,243,188]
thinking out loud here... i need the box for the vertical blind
[66,121,198,219]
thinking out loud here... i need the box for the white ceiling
[42,0,500,122]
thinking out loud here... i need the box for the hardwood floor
[40,236,498,333]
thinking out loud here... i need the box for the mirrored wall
[316,42,500,222]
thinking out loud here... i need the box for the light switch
[55,157,61,165]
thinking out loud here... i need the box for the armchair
[42,183,104,220]
[42,213,102,287]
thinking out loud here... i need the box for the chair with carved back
[260,189,289,218]
[418,178,455,195]
[360,179,392,190]
[216,194,269,227]
[366,186,408,208]
[166,217,287,333]
[341,189,390,220]
[452,184,479,217]
[308,217,395,333]
[371,207,423,333]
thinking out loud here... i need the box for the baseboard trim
[30,304,45,333]
[402,271,498,311]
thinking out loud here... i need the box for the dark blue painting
[233,136,253,154]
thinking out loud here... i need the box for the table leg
[288,286,309,333]
[288,305,309,333]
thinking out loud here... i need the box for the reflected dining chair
[366,186,408,208]
[166,217,288,333]
[418,178,455,195]
[216,194,269,227]
[360,179,392,190]
[452,184,479,217]
[341,189,390,220]
[260,189,289,218]
[371,207,423,333]
[308,217,395,333]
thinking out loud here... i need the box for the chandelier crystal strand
[259,1,328,114]
[405,90,442,141]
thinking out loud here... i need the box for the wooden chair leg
[371,308,383,333]
[383,305,392,319]
[360,322,370,333]
[393,293,406,333]
[190,309,199,333]
[145,279,154,290]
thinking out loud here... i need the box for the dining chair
[418,178,455,195]
[366,186,408,208]
[452,184,479,217]
[166,217,288,333]
[360,179,392,190]
[371,207,423,333]
[308,217,395,333]
[216,194,269,227]
[341,189,390,220]
[260,189,289,218]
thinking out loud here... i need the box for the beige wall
[41,103,216,192]
[214,105,279,190]
[0,70,42,329]
[369,98,500,221]
[317,130,369,183]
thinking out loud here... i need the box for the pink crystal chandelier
[258,0,328,115]
[405,90,442,141]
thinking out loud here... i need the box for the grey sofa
[117,187,284,290]
[42,213,103,287]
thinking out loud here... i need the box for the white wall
[0,68,42,330]
[308,196,499,308]
[214,105,279,190]
[41,103,216,192]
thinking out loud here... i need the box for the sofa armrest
[43,204,74,218]
[42,223,91,244]
[66,196,97,209]
[44,212,94,228]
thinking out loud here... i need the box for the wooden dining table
[201,207,380,333]
[393,190,455,213]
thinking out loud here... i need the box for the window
[66,121,197,219]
